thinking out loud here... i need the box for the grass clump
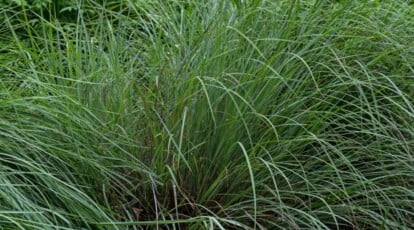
[1,0,413,229]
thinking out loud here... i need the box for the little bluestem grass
[1,0,413,229]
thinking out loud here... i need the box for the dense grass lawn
[1,0,413,229]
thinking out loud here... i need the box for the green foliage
[10,0,51,9]
[1,0,75,10]
[1,0,414,229]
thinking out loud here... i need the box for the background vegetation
[1,0,413,229]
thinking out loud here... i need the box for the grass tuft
[1,0,413,229]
